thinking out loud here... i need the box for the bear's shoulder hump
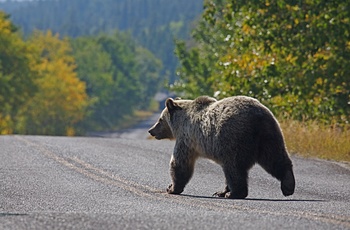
[194,96,217,105]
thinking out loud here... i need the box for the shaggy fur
[148,95,295,199]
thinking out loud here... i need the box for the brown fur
[148,95,295,199]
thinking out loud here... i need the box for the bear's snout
[148,124,159,138]
[148,122,169,140]
[148,128,155,136]
[148,128,161,140]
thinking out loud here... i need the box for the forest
[0,0,203,135]
[0,12,163,135]
[0,0,203,83]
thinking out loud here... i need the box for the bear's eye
[159,118,163,122]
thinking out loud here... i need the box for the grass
[280,119,350,162]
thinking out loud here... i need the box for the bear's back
[187,96,269,134]
[206,96,268,119]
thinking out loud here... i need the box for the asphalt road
[1,121,349,229]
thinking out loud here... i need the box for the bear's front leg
[167,152,196,195]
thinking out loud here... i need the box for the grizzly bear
[148,96,295,199]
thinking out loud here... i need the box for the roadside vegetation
[280,120,350,162]
[172,0,349,162]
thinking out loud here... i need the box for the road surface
[0,122,349,229]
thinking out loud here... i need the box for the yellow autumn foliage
[17,30,89,135]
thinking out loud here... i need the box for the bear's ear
[166,98,181,112]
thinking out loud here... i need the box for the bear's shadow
[179,194,326,202]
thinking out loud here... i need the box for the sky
[0,0,35,2]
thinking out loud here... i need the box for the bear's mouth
[151,134,161,140]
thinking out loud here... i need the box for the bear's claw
[212,191,227,197]
[166,184,183,194]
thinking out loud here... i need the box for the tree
[70,36,115,130]
[173,0,350,125]
[17,30,89,135]
[71,32,163,131]
[134,46,163,110]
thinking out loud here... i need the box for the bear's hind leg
[280,167,295,196]
[258,119,295,196]
[258,150,295,196]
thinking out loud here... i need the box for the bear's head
[148,96,216,140]
[148,98,183,140]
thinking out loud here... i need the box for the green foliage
[71,32,163,131]
[135,46,163,110]
[173,0,350,125]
